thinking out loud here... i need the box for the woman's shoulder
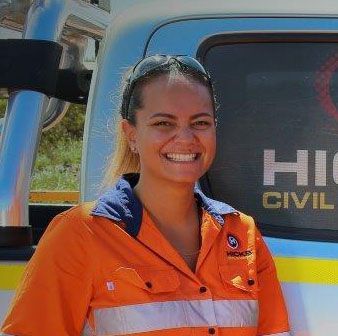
[221,209,256,229]
[43,201,98,237]
[56,201,97,221]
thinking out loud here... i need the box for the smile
[164,153,199,162]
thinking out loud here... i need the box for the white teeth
[165,153,197,162]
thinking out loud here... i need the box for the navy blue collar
[91,174,237,237]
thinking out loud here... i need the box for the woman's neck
[133,174,201,272]
[133,174,198,228]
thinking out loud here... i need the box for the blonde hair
[102,116,140,188]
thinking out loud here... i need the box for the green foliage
[32,104,85,191]
[0,99,6,118]
[0,99,85,192]
[31,139,82,190]
[39,104,85,148]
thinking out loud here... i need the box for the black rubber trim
[197,32,338,61]
[0,39,62,95]
[0,39,92,104]
[197,32,338,243]
[257,222,338,243]
[55,69,92,104]
[0,226,33,247]
[0,246,36,261]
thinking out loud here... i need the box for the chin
[161,170,204,185]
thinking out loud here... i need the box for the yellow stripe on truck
[1,257,338,290]
[29,191,79,203]
[274,257,338,285]
[0,263,26,290]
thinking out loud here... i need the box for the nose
[174,125,196,143]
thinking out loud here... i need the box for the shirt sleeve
[1,210,94,336]
[255,226,291,336]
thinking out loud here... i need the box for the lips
[164,153,199,162]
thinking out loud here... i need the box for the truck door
[145,17,338,336]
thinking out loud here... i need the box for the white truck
[1,1,338,335]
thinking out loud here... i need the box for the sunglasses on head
[121,55,212,120]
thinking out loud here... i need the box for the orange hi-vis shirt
[1,175,290,336]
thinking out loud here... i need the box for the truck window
[199,34,338,242]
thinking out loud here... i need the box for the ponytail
[102,117,140,188]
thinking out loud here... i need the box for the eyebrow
[149,112,213,120]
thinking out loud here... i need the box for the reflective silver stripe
[82,319,95,336]
[260,333,291,336]
[214,299,258,327]
[94,299,258,335]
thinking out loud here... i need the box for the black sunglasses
[121,55,212,120]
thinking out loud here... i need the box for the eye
[192,120,212,129]
[153,120,174,127]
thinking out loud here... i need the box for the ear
[121,119,137,150]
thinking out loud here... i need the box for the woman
[1,55,290,336]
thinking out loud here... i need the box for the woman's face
[123,74,216,186]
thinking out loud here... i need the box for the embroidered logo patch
[227,234,239,249]
[227,250,253,257]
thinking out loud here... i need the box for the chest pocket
[219,264,258,299]
[113,266,180,293]
[107,266,181,306]
[93,267,190,336]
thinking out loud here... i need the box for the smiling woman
[103,55,216,186]
[1,55,291,336]
[122,75,216,186]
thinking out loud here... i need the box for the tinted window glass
[203,39,338,236]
